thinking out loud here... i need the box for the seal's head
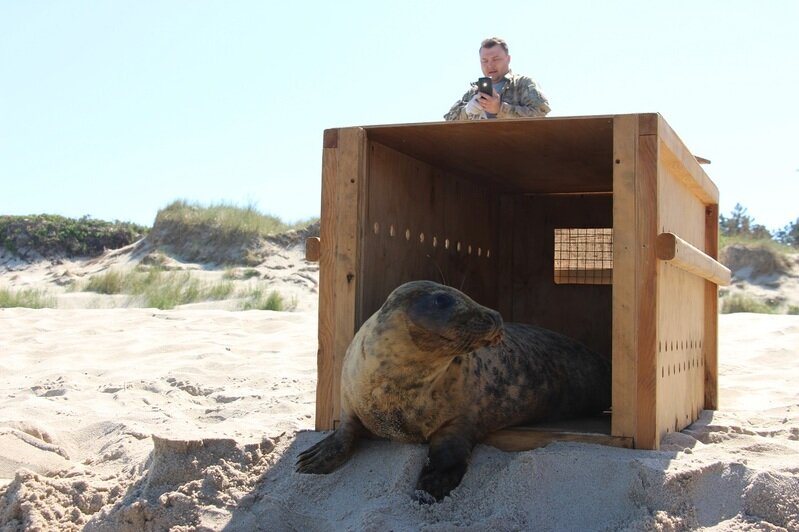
[376,280,504,357]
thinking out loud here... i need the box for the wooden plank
[657,117,719,205]
[485,428,633,452]
[332,127,366,429]
[611,115,638,442]
[656,232,731,286]
[635,124,659,450]
[315,133,338,431]
[315,127,366,431]
[496,194,515,320]
[704,204,720,410]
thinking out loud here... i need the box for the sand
[1,248,798,530]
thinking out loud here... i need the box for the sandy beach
[1,245,798,530]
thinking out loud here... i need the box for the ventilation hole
[468,245,472,255]
[373,222,380,234]
[486,249,491,258]
[419,232,425,244]
[405,229,411,241]
[432,236,438,248]
[390,225,396,237]
[477,247,482,257]
[445,239,450,250]
[456,242,462,252]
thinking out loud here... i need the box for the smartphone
[477,77,493,95]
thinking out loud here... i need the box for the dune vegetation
[0,201,318,310]
[0,287,56,309]
[75,266,295,311]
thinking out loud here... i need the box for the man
[444,37,550,121]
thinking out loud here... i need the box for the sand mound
[720,243,793,281]
[719,245,799,313]
[1,309,797,530]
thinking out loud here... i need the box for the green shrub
[0,214,147,258]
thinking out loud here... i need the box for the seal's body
[297,280,610,502]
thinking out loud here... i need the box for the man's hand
[477,89,501,114]
[464,94,485,116]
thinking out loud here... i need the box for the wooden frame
[312,113,730,451]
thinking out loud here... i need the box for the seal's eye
[433,293,455,310]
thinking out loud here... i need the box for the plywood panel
[496,194,516,320]
[359,142,500,323]
[655,147,713,442]
[363,116,615,194]
[656,261,705,437]
[510,193,612,357]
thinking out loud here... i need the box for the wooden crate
[310,113,730,451]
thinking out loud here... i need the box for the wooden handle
[305,237,321,262]
[656,232,730,286]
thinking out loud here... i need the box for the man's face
[480,46,511,82]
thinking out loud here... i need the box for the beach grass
[719,235,794,255]
[240,287,297,311]
[80,267,295,311]
[0,287,56,308]
[82,267,236,310]
[721,294,780,314]
[156,200,317,238]
[222,267,261,281]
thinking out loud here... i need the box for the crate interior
[357,117,616,360]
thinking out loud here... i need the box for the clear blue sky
[2,1,797,231]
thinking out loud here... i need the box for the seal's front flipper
[414,428,475,503]
[295,416,366,474]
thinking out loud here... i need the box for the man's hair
[480,37,509,54]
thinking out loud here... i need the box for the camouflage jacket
[443,71,550,121]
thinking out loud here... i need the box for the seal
[296,280,610,502]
